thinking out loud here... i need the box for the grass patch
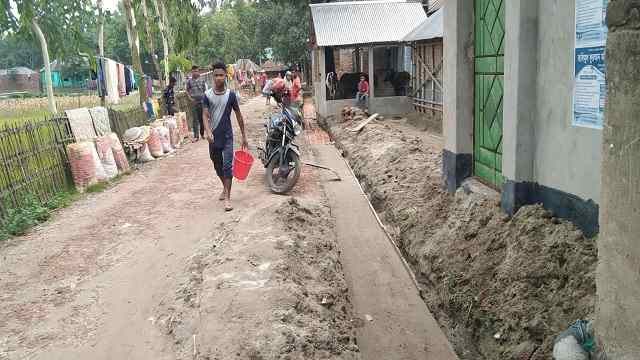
[0,191,78,241]
[85,171,131,194]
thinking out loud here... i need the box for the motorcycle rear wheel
[266,151,301,194]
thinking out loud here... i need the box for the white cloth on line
[105,59,120,104]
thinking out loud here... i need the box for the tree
[596,0,640,358]
[123,0,147,105]
[151,0,171,85]
[1,0,93,113]
[140,0,163,87]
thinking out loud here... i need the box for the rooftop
[310,0,427,47]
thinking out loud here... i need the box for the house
[443,0,606,237]
[40,60,88,89]
[261,60,288,78]
[309,0,428,118]
[0,67,40,93]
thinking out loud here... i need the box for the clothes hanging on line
[117,63,126,97]
[146,75,153,98]
[96,57,108,98]
[124,66,132,95]
[104,58,120,104]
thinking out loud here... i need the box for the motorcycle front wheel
[266,151,301,194]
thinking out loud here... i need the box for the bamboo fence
[0,106,148,219]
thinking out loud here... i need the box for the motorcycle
[258,93,304,194]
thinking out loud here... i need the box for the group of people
[160,62,307,212]
[260,70,303,108]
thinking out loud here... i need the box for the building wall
[0,73,40,93]
[443,0,601,236]
[534,0,602,203]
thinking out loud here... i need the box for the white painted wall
[533,0,602,202]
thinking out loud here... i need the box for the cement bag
[164,117,180,148]
[137,143,155,162]
[90,142,107,181]
[107,133,130,172]
[146,127,164,157]
[157,126,173,153]
[95,136,118,179]
[176,112,189,139]
[67,142,97,192]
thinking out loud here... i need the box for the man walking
[203,61,249,212]
[186,65,207,141]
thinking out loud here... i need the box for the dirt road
[0,97,359,360]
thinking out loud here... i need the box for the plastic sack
[88,142,107,181]
[164,117,180,148]
[107,133,130,172]
[95,136,118,179]
[157,126,173,153]
[67,142,97,192]
[146,127,164,158]
[137,143,155,162]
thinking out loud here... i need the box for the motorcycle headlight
[293,122,303,136]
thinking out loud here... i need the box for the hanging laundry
[117,63,126,97]
[146,75,153,98]
[124,66,132,95]
[104,59,120,104]
[97,57,108,98]
[129,67,137,90]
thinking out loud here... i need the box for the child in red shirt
[356,75,369,111]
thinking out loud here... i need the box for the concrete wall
[534,0,602,203]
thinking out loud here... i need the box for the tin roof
[0,67,37,75]
[402,8,443,42]
[310,0,427,47]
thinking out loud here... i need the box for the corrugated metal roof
[310,0,427,47]
[402,8,443,42]
[428,0,444,14]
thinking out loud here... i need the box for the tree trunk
[123,0,147,105]
[31,19,57,114]
[152,0,171,86]
[141,0,163,88]
[97,0,104,56]
[97,0,106,106]
[596,1,640,358]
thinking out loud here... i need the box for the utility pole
[596,0,640,358]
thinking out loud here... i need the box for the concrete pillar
[500,0,539,214]
[596,1,640,358]
[442,0,474,193]
[317,47,327,118]
[368,46,375,102]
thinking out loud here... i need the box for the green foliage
[2,194,50,237]
[194,0,310,66]
[165,53,192,73]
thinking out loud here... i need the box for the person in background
[202,60,249,212]
[262,76,273,105]
[356,75,369,112]
[259,70,268,90]
[163,76,177,115]
[291,71,302,107]
[186,65,208,141]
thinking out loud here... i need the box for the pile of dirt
[321,118,597,360]
[155,197,360,360]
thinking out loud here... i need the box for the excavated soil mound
[321,118,597,360]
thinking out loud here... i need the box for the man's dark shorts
[208,134,234,179]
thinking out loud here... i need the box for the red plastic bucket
[233,150,254,180]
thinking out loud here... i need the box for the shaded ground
[0,96,359,360]
[321,115,597,360]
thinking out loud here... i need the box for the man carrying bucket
[203,60,249,211]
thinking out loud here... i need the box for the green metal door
[474,0,504,187]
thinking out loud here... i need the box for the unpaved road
[0,97,359,360]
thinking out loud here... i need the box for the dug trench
[320,115,597,360]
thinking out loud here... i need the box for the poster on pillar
[572,0,608,129]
